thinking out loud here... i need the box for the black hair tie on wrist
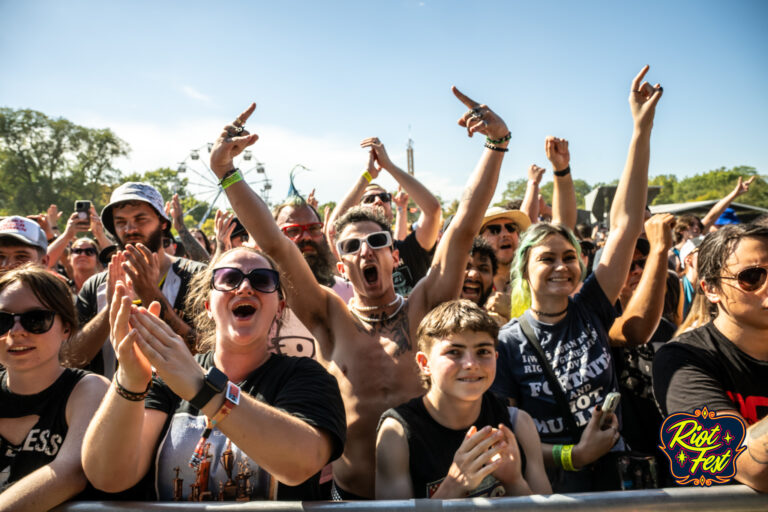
[553,166,571,177]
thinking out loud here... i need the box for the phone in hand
[600,392,621,429]
[74,200,92,229]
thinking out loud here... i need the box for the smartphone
[600,392,621,429]
[75,200,92,220]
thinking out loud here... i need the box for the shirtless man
[206,89,511,499]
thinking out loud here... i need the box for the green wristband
[552,444,563,468]
[220,169,244,189]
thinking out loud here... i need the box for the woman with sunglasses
[66,238,103,293]
[653,223,768,492]
[0,265,109,511]
[82,246,346,501]
[490,66,663,492]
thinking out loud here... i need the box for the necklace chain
[351,294,402,312]
[531,305,569,317]
[349,295,405,323]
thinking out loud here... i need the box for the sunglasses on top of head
[483,223,518,236]
[72,247,97,256]
[336,231,393,256]
[361,192,392,204]
[721,265,768,292]
[0,310,57,336]
[211,267,280,294]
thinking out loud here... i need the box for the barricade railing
[54,484,767,511]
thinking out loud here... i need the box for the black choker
[531,305,568,317]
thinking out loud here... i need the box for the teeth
[9,347,32,352]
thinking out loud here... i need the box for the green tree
[0,108,128,217]
[649,166,767,208]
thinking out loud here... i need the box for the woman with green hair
[490,66,664,492]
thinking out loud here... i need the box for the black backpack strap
[518,313,580,437]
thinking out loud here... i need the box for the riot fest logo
[659,407,746,486]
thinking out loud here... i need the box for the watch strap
[189,367,227,410]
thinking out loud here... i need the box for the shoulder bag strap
[518,314,580,437]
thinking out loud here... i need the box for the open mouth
[458,376,483,382]
[499,243,513,250]
[232,303,257,319]
[363,265,379,285]
[8,346,34,354]
[461,280,481,298]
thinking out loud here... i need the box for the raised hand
[573,405,620,469]
[393,187,409,210]
[629,65,663,130]
[130,305,203,401]
[166,193,185,232]
[122,244,161,305]
[46,204,62,232]
[545,136,570,172]
[360,137,393,172]
[27,214,55,241]
[209,102,260,176]
[306,189,319,210]
[452,87,509,141]
[644,213,675,252]
[527,164,546,185]
[110,280,152,391]
[732,176,756,198]
[214,209,235,252]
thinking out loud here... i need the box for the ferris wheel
[176,144,273,227]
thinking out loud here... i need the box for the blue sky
[2,0,766,210]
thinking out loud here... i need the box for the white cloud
[180,85,211,103]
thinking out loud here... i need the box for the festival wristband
[219,168,244,189]
[362,171,373,183]
[552,444,563,468]
[561,444,577,471]
[189,382,241,468]
[486,132,511,144]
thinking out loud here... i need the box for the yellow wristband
[561,444,577,471]
[362,171,373,183]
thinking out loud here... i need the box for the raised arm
[413,87,508,311]
[46,213,87,269]
[326,150,380,231]
[700,176,756,231]
[167,193,210,262]
[609,214,674,347]
[594,65,663,303]
[207,104,336,335]
[520,164,545,224]
[392,188,410,241]
[361,138,442,250]
[547,136,576,230]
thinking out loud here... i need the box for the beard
[298,237,337,288]
[118,224,164,253]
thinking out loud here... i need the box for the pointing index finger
[452,86,479,108]
[236,102,257,124]
[631,65,650,92]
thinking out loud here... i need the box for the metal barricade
[54,485,767,512]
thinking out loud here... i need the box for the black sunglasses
[630,259,647,272]
[162,238,173,248]
[361,192,392,204]
[484,223,518,236]
[0,310,57,336]
[722,266,768,292]
[72,247,97,256]
[211,267,280,293]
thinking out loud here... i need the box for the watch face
[206,367,228,392]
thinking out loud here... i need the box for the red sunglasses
[280,222,323,240]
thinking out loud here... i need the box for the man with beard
[268,196,353,357]
[68,182,206,376]
[459,237,497,307]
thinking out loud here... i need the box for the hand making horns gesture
[210,102,260,176]
[630,65,663,130]
[452,86,509,142]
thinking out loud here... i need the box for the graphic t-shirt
[379,392,523,498]
[653,322,768,424]
[144,352,346,501]
[491,274,620,443]
[392,231,435,297]
[0,368,86,490]
[77,257,206,376]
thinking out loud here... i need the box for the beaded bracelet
[362,170,373,183]
[219,168,243,189]
[553,166,571,177]
[114,373,152,402]
[484,142,509,153]
[561,444,577,471]
[486,132,511,144]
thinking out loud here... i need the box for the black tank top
[1,368,87,489]
[379,391,526,498]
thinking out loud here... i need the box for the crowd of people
[1,65,767,510]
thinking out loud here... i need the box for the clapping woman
[82,247,346,501]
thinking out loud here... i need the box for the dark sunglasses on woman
[721,266,768,292]
[72,247,97,256]
[361,192,392,204]
[0,310,57,336]
[211,267,280,293]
